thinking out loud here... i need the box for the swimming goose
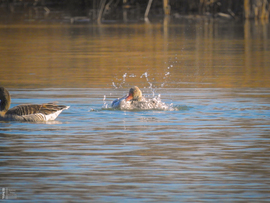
[0,87,69,122]
[111,86,144,108]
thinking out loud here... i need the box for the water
[1,18,270,202]
[1,88,270,202]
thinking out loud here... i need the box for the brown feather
[6,103,67,116]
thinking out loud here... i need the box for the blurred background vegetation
[0,0,269,23]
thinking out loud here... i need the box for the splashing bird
[0,87,69,122]
[111,86,144,108]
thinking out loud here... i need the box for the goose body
[0,87,69,122]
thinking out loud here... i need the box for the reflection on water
[0,19,270,89]
[0,88,270,202]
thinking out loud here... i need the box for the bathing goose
[0,87,69,122]
[111,86,144,108]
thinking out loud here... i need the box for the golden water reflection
[0,19,269,88]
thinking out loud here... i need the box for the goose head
[0,87,11,114]
[126,86,142,101]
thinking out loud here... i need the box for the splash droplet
[112,82,117,88]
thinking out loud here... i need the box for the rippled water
[1,17,270,201]
[1,88,270,202]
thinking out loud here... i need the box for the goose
[111,86,144,108]
[0,87,69,122]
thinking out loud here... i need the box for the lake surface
[1,17,270,202]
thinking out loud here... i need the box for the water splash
[109,67,176,109]
[161,66,172,87]
[129,74,136,77]
[112,82,117,89]
[140,72,151,87]
[112,68,173,89]
[117,73,128,88]
[111,73,128,88]
[140,72,154,91]
[105,94,182,111]
[122,73,127,82]
[102,95,109,109]
[165,72,170,76]
[140,72,148,78]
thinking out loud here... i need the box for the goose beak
[126,93,133,101]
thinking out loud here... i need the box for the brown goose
[0,87,69,122]
[112,86,144,108]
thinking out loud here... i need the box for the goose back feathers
[0,87,69,122]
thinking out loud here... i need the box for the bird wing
[6,103,69,116]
